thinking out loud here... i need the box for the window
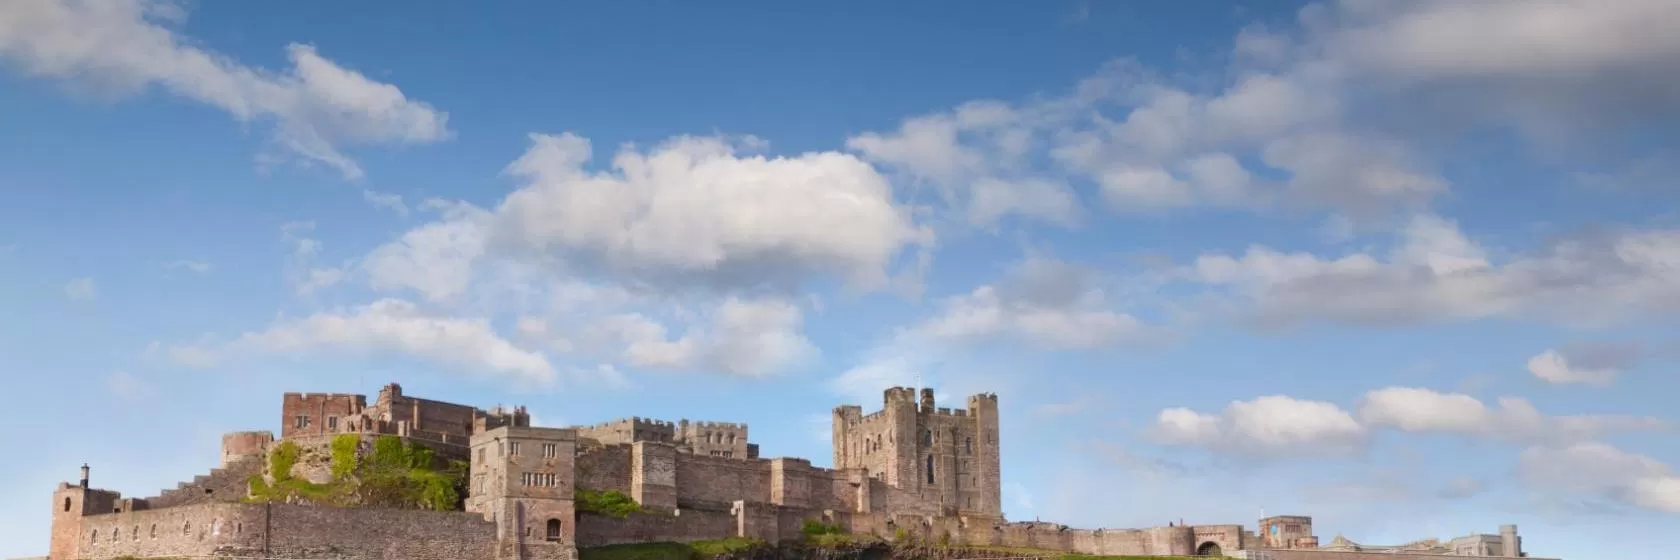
[510,442,522,456]
[543,443,558,458]
[547,518,563,541]
[183,521,191,536]
[923,429,932,445]
[478,448,486,464]
[113,527,119,541]
[926,455,935,484]
[63,497,71,512]
[965,437,972,454]
[293,415,311,429]
[150,524,156,539]
[327,416,339,430]
[91,530,97,544]
[132,525,138,540]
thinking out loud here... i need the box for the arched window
[63,497,71,512]
[151,524,157,539]
[212,519,222,536]
[923,429,932,446]
[91,529,98,544]
[112,527,119,541]
[183,521,191,536]
[547,518,563,541]
[926,455,935,484]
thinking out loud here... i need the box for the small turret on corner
[919,388,935,411]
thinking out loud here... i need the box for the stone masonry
[43,383,1556,560]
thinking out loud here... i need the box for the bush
[330,435,359,479]
[576,488,643,518]
[801,519,844,536]
[268,441,301,482]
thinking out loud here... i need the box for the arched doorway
[546,518,562,542]
[1197,541,1223,556]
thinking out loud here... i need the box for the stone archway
[1197,541,1223,557]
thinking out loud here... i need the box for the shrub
[801,519,845,536]
[576,488,643,518]
[329,435,359,479]
[268,441,301,482]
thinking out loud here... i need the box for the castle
[44,383,1549,560]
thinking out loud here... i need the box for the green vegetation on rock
[247,435,466,511]
[576,488,644,518]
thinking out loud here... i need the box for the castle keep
[45,383,1548,560]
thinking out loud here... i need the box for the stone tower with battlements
[832,387,1002,519]
[466,425,578,560]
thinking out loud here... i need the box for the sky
[0,0,1677,557]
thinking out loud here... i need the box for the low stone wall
[73,502,498,560]
[575,508,737,547]
[1262,550,1560,560]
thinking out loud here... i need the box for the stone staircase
[145,457,263,509]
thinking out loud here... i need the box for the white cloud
[1151,395,1367,457]
[1357,387,1668,444]
[280,221,347,297]
[362,190,409,216]
[1186,215,1680,328]
[169,298,557,386]
[847,102,1082,227]
[64,277,96,301]
[1527,349,1617,386]
[907,256,1157,350]
[585,297,816,378]
[497,133,928,292]
[1520,442,1680,513]
[361,202,491,301]
[1527,343,1643,386]
[0,0,449,179]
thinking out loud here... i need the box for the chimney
[79,464,90,489]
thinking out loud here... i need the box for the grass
[579,538,769,560]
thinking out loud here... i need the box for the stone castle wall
[71,502,498,560]
[140,457,263,510]
[1263,550,1558,560]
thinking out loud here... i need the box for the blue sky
[2,0,1677,557]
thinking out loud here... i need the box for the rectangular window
[293,415,310,429]
[543,443,557,458]
[327,416,339,430]
[510,442,522,456]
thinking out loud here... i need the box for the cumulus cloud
[0,0,450,178]
[1151,395,1368,457]
[582,297,816,378]
[1154,386,1668,458]
[1520,442,1680,513]
[1527,343,1643,386]
[63,277,96,301]
[168,298,558,386]
[1186,215,1680,328]
[906,256,1158,350]
[847,101,1082,228]
[495,132,929,292]
[1357,387,1669,444]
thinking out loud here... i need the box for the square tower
[832,387,1003,519]
[467,426,578,549]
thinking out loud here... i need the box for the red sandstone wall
[674,454,771,507]
[577,444,632,493]
[574,509,737,547]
